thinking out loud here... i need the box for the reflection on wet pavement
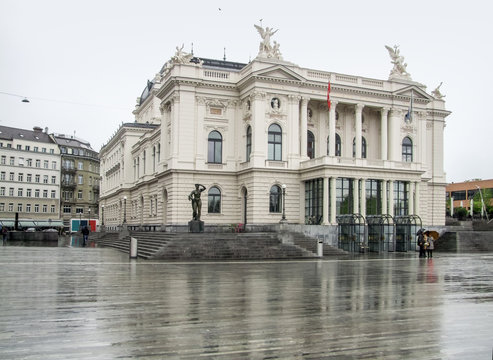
[0,247,491,359]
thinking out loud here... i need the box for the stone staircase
[96,231,347,260]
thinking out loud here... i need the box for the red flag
[327,81,331,111]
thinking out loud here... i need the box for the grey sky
[1,0,491,183]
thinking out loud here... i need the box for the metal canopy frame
[337,214,366,253]
[366,214,394,252]
[394,215,422,252]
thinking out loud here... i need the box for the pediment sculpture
[385,45,411,81]
[254,24,283,60]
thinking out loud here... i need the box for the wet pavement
[0,246,492,359]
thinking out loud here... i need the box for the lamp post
[101,205,104,226]
[123,196,127,224]
[280,184,287,223]
[88,208,91,230]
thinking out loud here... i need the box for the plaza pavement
[0,245,492,359]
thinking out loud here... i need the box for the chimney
[33,126,43,132]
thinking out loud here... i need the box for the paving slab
[0,246,492,359]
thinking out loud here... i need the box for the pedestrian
[81,225,90,247]
[417,231,426,258]
[426,234,434,258]
[1,225,7,245]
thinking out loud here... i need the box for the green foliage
[472,189,493,214]
[455,207,468,220]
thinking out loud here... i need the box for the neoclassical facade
[99,27,450,231]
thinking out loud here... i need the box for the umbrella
[424,230,439,240]
[416,228,424,235]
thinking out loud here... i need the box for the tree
[472,188,493,216]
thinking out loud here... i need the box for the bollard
[130,237,138,259]
[317,239,323,257]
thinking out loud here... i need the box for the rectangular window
[9,157,14,165]
[42,148,46,153]
[52,161,57,170]
[51,176,56,184]
[18,157,24,166]
[78,175,83,185]
[304,178,324,224]
[78,161,84,170]
[394,181,409,216]
[9,188,14,196]
[17,145,22,150]
[17,203,22,212]
[43,190,48,198]
[0,172,5,181]
[42,204,47,213]
[51,190,56,198]
[451,191,466,201]
[78,190,83,199]
[0,187,4,196]
[34,204,39,213]
[26,159,32,167]
[44,160,49,169]
[18,173,23,182]
[336,178,354,215]
[0,203,4,211]
[25,145,30,151]
[50,205,55,213]
[366,179,382,215]
[1,156,6,165]
[43,175,48,184]
[35,159,40,167]
[50,149,54,154]
[18,188,23,197]
[26,204,31,212]
[63,205,72,213]
[9,172,14,181]
[8,203,14,212]
[27,174,32,182]
[26,189,31,197]
[35,189,40,198]
[76,207,84,214]
[35,175,40,183]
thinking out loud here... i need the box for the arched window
[307,131,315,159]
[352,136,367,158]
[268,124,282,161]
[246,126,252,162]
[208,186,221,213]
[269,185,282,213]
[327,134,342,156]
[208,131,222,164]
[402,136,413,162]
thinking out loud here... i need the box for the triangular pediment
[253,65,306,82]
[394,85,433,101]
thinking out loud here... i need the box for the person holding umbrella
[417,228,426,258]
[425,231,436,258]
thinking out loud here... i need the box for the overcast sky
[1,0,491,183]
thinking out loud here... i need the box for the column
[415,181,420,217]
[355,104,364,158]
[287,95,301,163]
[382,180,387,215]
[328,101,338,157]
[360,178,366,217]
[330,177,336,224]
[388,181,394,217]
[318,107,327,158]
[300,97,309,159]
[322,177,329,225]
[251,91,266,167]
[388,108,401,162]
[409,182,415,215]
[380,107,389,161]
[353,179,359,215]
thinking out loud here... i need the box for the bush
[455,207,468,220]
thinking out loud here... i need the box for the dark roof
[191,57,247,71]
[53,134,94,151]
[139,80,154,105]
[123,122,159,129]
[0,125,55,144]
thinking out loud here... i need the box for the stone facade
[99,29,450,230]
[0,126,61,223]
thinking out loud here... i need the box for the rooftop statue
[431,82,445,99]
[171,44,194,65]
[385,45,411,80]
[254,24,282,59]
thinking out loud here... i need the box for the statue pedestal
[188,220,204,233]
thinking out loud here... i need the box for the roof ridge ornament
[254,23,283,60]
[385,45,411,81]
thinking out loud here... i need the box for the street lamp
[123,196,127,224]
[101,205,104,226]
[280,184,287,223]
